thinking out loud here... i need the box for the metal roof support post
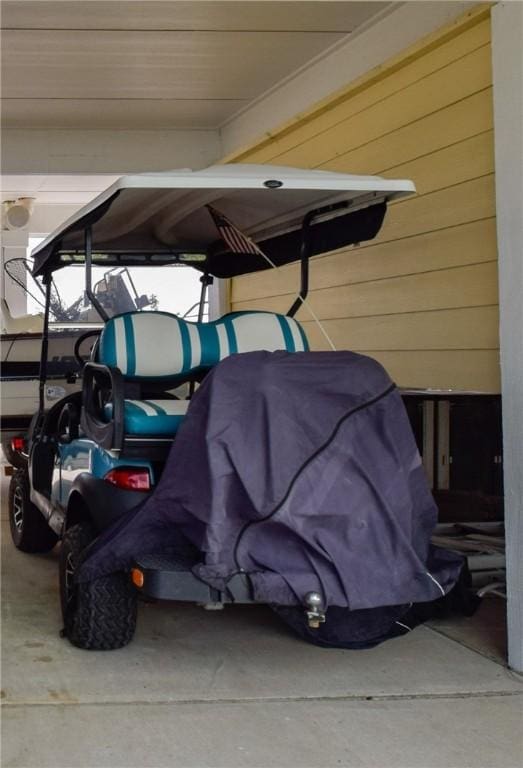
[84,226,108,322]
[287,201,348,318]
[198,274,213,323]
[37,278,52,418]
[188,274,214,398]
[286,211,314,319]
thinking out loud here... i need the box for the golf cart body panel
[29,429,155,535]
[57,439,156,502]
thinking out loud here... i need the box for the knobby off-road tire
[8,470,58,553]
[59,522,137,650]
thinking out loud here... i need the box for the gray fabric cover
[79,350,462,609]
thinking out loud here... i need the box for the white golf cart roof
[32,164,415,279]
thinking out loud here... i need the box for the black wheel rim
[64,550,76,607]
[12,486,24,533]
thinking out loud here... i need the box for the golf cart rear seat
[81,310,308,451]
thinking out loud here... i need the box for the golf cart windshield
[4,258,204,324]
[51,263,203,323]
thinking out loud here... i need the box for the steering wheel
[74,329,102,368]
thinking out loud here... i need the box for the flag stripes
[206,205,265,256]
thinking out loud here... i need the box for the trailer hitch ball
[304,591,326,629]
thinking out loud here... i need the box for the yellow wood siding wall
[229,8,499,392]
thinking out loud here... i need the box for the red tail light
[11,436,25,453]
[104,467,151,491]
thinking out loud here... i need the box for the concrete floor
[1,473,522,768]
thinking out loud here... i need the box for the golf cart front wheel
[59,522,137,650]
[8,470,58,553]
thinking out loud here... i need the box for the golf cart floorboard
[132,554,253,604]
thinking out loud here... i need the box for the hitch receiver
[304,591,326,629]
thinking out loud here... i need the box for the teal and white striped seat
[98,310,308,436]
[103,399,189,436]
[99,310,308,379]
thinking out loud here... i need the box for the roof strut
[189,273,214,399]
[84,225,109,322]
[37,278,52,418]
[286,201,348,319]
[198,273,213,323]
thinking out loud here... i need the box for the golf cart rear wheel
[8,470,58,553]
[60,522,137,650]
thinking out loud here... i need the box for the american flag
[206,205,265,256]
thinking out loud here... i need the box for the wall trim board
[491,0,523,673]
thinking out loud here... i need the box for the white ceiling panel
[2,30,347,100]
[2,99,249,130]
[1,1,389,130]
[1,1,386,33]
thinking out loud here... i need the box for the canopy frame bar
[287,200,349,318]
[37,279,52,421]
[84,225,109,322]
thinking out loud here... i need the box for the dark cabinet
[448,398,503,496]
[402,394,503,497]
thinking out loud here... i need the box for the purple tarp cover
[79,350,462,611]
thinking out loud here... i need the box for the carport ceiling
[1,0,390,130]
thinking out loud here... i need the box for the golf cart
[10,164,461,652]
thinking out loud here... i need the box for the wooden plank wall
[229,9,499,391]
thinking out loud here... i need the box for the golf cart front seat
[81,310,308,451]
